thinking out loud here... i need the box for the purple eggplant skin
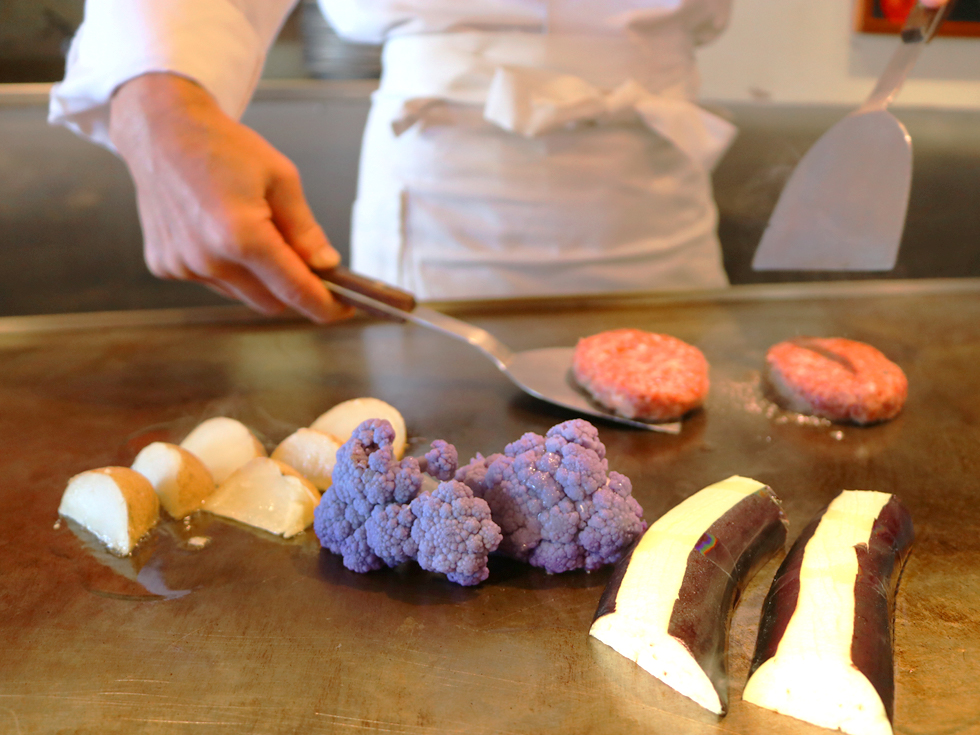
[666,487,788,711]
[749,495,914,722]
[592,534,642,620]
[851,496,914,721]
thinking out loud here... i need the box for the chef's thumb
[267,164,340,271]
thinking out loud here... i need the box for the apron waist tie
[382,32,735,172]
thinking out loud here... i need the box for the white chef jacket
[50,0,736,300]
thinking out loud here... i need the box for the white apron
[321,0,737,300]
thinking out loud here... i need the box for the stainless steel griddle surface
[1,280,979,735]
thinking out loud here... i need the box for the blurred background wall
[698,0,980,108]
[4,0,979,104]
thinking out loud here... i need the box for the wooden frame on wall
[855,0,980,36]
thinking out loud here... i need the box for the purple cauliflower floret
[314,418,499,586]
[364,503,418,567]
[409,480,502,586]
[423,439,458,482]
[456,418,645,574]
[455,451,493,489]
[314,418,423,573]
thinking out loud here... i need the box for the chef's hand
[108,72,354,323]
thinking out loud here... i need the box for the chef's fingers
[172,268,246,304]
[232,219,354,323]
[198,279,239,303]
[144,231,276,311]
[202,260,290,316]
[265,157,340,271]
[135,195,281,313]
[137,193,179,281]
[140,195,350,321]
[137,195,207,288]
[921,0,949,6]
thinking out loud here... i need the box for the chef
[47,0,948,322]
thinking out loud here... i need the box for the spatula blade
[752,109,912,271]
[506,347,683,433]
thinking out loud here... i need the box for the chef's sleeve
[48,0,298,151]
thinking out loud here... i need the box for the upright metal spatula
[752,1,952,272]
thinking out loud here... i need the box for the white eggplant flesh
[590,475,787,714]
[743,490,914,735]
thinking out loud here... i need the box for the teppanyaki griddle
[1,278,978,735]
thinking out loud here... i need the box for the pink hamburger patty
[572,329,709,421]
[764,337,907,424]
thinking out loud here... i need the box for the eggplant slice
[590,475,788,714]
[742,490,914,735]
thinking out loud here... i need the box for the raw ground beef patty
[764,337,908,424]
[572,329,709,421]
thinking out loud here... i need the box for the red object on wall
[878,0,917,23]
[857,0,980,36]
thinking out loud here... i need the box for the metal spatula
[752,1,952,272]
[319,267,682,433]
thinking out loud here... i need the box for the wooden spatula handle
[317,266,417,316]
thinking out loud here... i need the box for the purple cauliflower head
[409,480,502,586]
[456,419,644,574]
